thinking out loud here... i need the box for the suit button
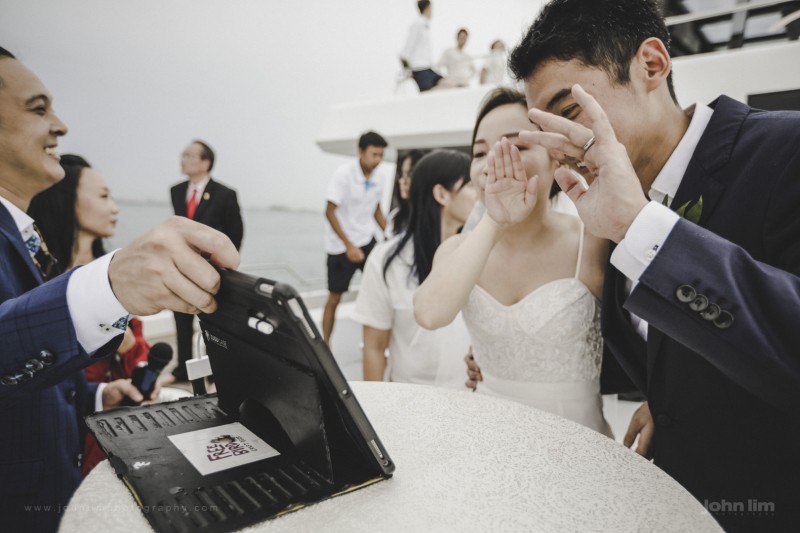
[75,453,83,468]
[40,350,55,366]
[25,359,44,372]
[689,294,709,312]
[66,389,77,403]
[676,285,696,303]
[17,370,34,382]
[714,310,734,329]
[700,303,721,321]
[1,375,19,386]
[656,414,673,427]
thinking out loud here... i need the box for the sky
[1,0,545,211]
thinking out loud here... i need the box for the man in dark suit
[501,1,800,530]
[170,140,243,381]
[0,47,239,532]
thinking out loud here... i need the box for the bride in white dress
[414,87,613,436]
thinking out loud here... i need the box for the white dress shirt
[185,175,210,204]
[438,46,475,85]
[402,15,433,70]
[610,103,713,339]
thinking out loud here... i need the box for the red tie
[186,187,198,220]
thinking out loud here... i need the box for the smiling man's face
[0,57,68,209]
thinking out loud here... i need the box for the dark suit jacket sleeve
[85,381,99,414]
[625,149,800,415]
[170,182,186,216]
[221,189,243,250]
[0,270,121,400]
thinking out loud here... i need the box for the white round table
[60,382,721,532]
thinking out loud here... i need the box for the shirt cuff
[95,382,107,412]
[610,201,680,284]
[66,250,130,354]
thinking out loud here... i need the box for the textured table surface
[60,381,721,532]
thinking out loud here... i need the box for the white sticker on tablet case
[168,422,280,475]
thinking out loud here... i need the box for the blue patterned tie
[25,224,58,281]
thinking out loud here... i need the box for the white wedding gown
[462,227,613,437]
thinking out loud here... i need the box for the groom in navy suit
[0,47,239,532]
[504,1,800,530]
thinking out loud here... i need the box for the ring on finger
[582,136,596,153]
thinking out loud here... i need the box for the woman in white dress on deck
[414,88,613,436]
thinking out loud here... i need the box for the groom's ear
[634,37,671,94]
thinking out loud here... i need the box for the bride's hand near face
[484,138,540,227]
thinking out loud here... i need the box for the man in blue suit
[498,1,800,530]
[0,47,240,532]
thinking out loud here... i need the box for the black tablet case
[85,270,394,533]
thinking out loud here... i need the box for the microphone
[121,342,173,406]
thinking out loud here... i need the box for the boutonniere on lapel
[203,192,210,201]
[663,195,703,224]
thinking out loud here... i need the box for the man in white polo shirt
[323,131,388,347]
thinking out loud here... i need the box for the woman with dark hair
[414,88,614,436]
[28,154,117,269]
[353,149,476,385]
[386,149,425,237]
[28,155,167,476]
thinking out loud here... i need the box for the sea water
[109,201,329,291]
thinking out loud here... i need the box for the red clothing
[82,317,150,477]
[84,317,149,382]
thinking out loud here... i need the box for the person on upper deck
[438,28,476,87]
[400,0,459,92]
[480,40,508,86]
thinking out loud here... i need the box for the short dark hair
[417,0,431,14]
[358,131,388,150]
[0,46,17,91]
[472,87,560,199]
[508,0,677,102]
[28,154,107,266]
[457,28,468,37]
[192,139,215,171]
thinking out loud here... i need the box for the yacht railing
[237,261,361,307]
[664,0,798,27]
[393,0,800,95]
[238,261,327,290]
